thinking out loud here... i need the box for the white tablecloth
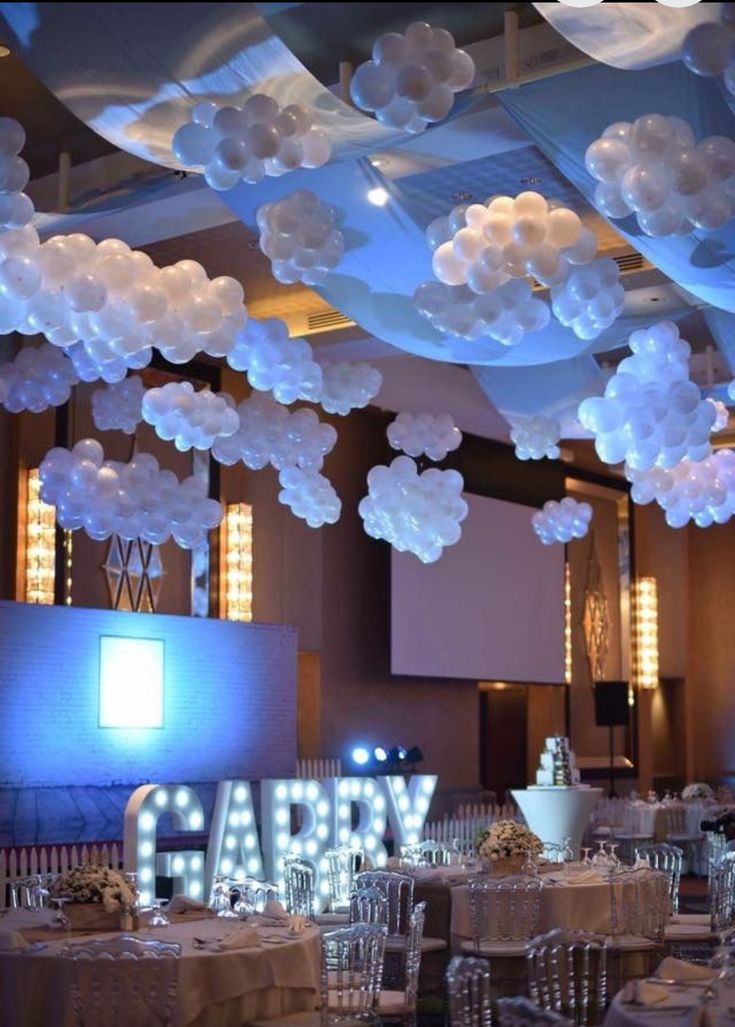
[604,983,723,1026]
[0,908,321,1027]
[451,870,664,940]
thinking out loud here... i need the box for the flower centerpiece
[682,782,714,801]
[51,865,137,931]
[475,820,543,875]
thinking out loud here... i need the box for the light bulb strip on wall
[223,503,253,622]
[24,468,56,605]
[632,576,659,691]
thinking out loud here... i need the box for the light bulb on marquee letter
[204,780,264,899]
[379,775,437,846]
[326,777,388,869]
[261,779,332,910]
[123,784,205,906]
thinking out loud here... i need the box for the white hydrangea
[91,376,145,434]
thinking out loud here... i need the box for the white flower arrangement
[682,782,714,801]
[475,820,543,862]
[51,865,136,913]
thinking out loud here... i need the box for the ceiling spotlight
[0,44,10,58]
[405,746,424,765]
[397,747,407,761]
[351,746,370,766]
[374,746,388,762]
[367,187,389,207]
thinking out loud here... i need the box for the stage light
[99,636,164,729]
[374,746,387,762]
[351,746,370,766]
[405,746,424,765]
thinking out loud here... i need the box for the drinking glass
[233,884,255,918]
[146,899,170,928]
[47,896,71,931]
[209,876,238,919]
[605,842,620,868]
[592,841,612,871]
[581,847,592,865]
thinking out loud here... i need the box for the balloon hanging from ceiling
[387,411,462,462]
[91,376,145,434]
[532,498,592,545]
[627,450,735,529]
[39,441,223,549]
[509,415,562,461]
[550,257,626,341]
[256,190,344,287]
[141,382,240,453]
[586,113,735,237]
[681,10,735,94]
[172,95,331,192]
[0,341,78,413]
[319,362,383,416]
[577,320,716,470]
[278,467,341,528]
[349,21,475,134]
[226,317,322,405]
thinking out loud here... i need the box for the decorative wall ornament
[23,468,56,605]
[631,576,659,691]
[581,536,610,683]
[222,503,253,623]
[103,535,164,613]
[532,497,592,545]
[171,95,331,192]
[586,113,735,237]
[349,21,475,134]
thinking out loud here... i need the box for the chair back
[610,870,669,945]
[446,955,493,1027]
[321,923,387,1020]
[710,854,735,932]
[62,935,181,1027]
[233,878,279,914]
[350,885,389,928]
[527,928,607,1027]
[496,996,574,1026]
[469,876,543,944]
[325,847,363,913]
[284,856,315,918]
[354,871,414,936]
[402,901,426,1012]
[634,844,683,914]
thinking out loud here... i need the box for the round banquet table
[0,908,321,1027]
[603,983,724,1026]
[450,868,665,943]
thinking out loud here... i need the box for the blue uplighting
[99,636,164,729]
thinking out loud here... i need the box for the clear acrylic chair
[527,928,608,1027]
[325,847,364,913]
[607,870,669,986]
[496,996,574,1026]
[246,922,387,1027]
[62,935,182,1027]
[664,805,701,872]
[377,901,426,1025]
[284,856,316,918]
[464,876,544,957]
[446,954,493,1027]
[634,843,683,914]
[350,885,389,928]
[663,854,735,951]
[354,871,414,938]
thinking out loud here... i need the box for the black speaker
[594,681,629,727]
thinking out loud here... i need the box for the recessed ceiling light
[367,187,389,207]
[369,157,389,169]
[0,44,11,58]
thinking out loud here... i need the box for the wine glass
[592,840,611,871]
[605,842,620,868]
[581,847,592,866]
[47,896,71,931]
[146,899,170,928]
[233,883,255,918]
[208,876,238,919]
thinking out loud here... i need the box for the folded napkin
[656,956,714,982]
[287,914,306,934]
[622,980,669,1006]
[168,894,208,914]
[219,926,262,951]
[263,900,288,922]
[0,930,28,952]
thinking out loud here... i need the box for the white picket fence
[423,801,520,846]
[296,758,342,779]
[0,842,123,908]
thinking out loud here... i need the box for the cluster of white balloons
[349,21,474,134]
[626,450,735,529]
[550,258,625,341]
[387,411,462,461]
[39,440,222,548]
[141,382,239,453]
[278,467,341,528]
[256,190,344,287]
[509,415,562,461]
[0,118,33,232]
[429,192,596,293]
[0,342,78,413]
[681,12,735,95]
[532,498,592,545]
[227,317,322,405]
[172,96,331,191]
[577,321,715,470]
[319,361,383,416]
[359,455,468,563]
[66,340,149,385]
[212,391,337,471]
[414,279,549,346]
[586,113,735,237]
[709,398,729,432]
[91,376,145,434]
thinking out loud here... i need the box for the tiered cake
[535,735,581,787]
